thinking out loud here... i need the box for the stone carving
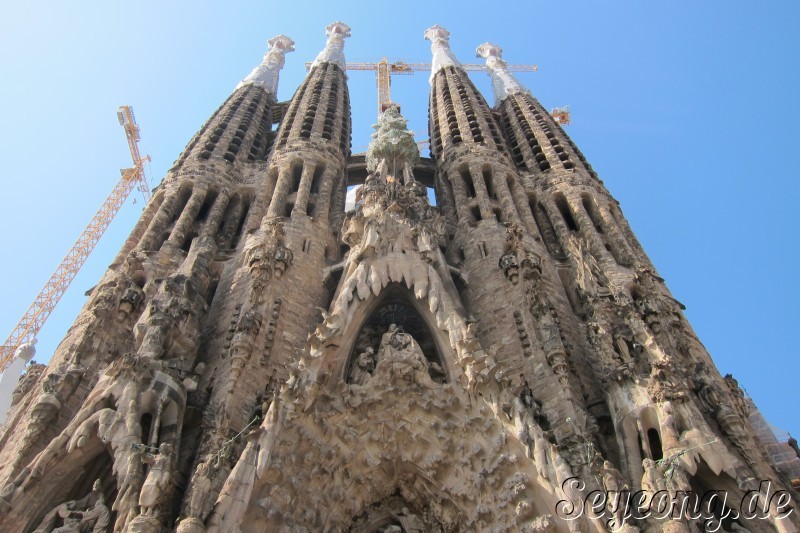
[373,325,434,388]
[499,250,520,284]
[32,479,107,533]
[237,34,295,94]
[136,273,202,361]
[500,223,542,285]
[245,220,293,304]
[310,22,350,70]
[476,42,527,106]
[366,106,419,177]
[185,459,219,521]
[513,389,549,478]
[349,347,376,385]
[566,234,608,298]
[138,442,174,517]
[10,361,46,406]
[229,308,264,390]
[648,359,686,403]
[424,25,461,82]
[23,364,84,447]
[660,401,681,452]
[641,458,666,493]
[14,338,38,363]
[601,460,628,529]
[117,281,145,322]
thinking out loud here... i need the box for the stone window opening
[554,194,579,232]
[483,166,496,200]
[647,428,664,461]
[460,167,476,198]
[230,194,253,249]
[531,199,563,258]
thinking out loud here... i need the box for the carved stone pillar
[567,196,608,261]
[166,187,208,248]
[292,161,318,216]
[508,177,537,235]
[597,205,636,266]
[266,165,292,218]
[467,162,494,221]
[202,191,231,239]
[136,189,182,251]
[490,165,522,225]
[446,168,473,224]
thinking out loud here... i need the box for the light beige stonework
[0,23,798,533]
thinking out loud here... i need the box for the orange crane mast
[0,106,150,372]
[307,58,539,114]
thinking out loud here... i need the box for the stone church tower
[0,22,797,533]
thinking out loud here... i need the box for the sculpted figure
[14,338,37,362]
[187,459,218,520]
[80,494,110,533]
[499,251,520,284]
[32,480,104,533]
[393,507,425,532]
[118,282,144,321]
[641,458,665,491]
[660,401,681,452]
[51,516,82,533]
[378,324,400,360]
[664,456,692,494]
[350,347,376,385]
[138,443,173,516]
[602,460,628,528]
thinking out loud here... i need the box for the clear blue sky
[0,1,798,438]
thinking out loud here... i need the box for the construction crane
[0,106,150,372]
[307,58,539,114]
[550,106,571,126]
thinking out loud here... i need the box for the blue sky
[0,1,798,438]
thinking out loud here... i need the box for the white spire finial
[476,42,526,105]
[424,25,462,84]
[311,22,351,70]
[237,35,295,94]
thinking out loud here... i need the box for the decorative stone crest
[476,42,526,106]
[311,22,351,70]
[237,34,295,94]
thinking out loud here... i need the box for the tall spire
[237,35,295,94]
[311,21,351,70]
[424,25,462,83]
[476,42,526,106]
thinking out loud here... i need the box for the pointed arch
[338,283,453,384]
[9,436,118,533]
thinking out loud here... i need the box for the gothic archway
[341,284,452,384]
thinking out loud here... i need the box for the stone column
[166,187,208,248]
[543,198,573,251]
[490,165,522,225]
[508,177,538,235]
[136,189,183,251]
[315,168,338,222]
[266,165,292,218]
[597,205,636,266]
[218,196,245,249]
[567,196,609,260]
[292,161,318,217]
[467,162,495,221]
[115,192,164,260]
[446,169,474,224]
[243,170,280,233]
[201,191,231,238]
